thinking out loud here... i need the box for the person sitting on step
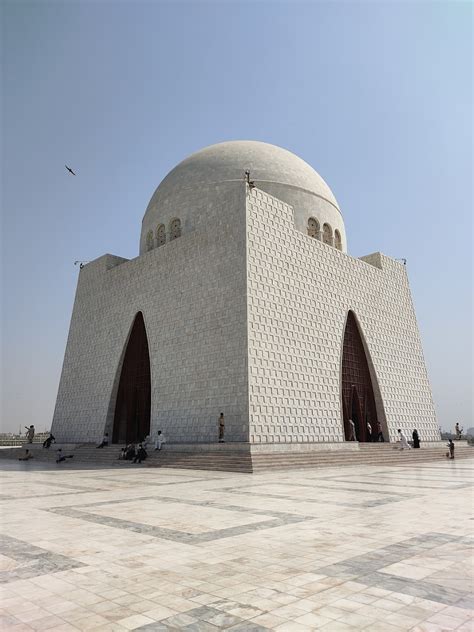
[56,449,74,464]
[133,444,147,464]
[96,432,109,448]
[18,449,33,461]
[154,430,166,451]
[124,444,135,460]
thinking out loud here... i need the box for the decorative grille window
[307,217,321,240]
[323,223,333,246]
[156,224,166,247]
[169,218,181,241]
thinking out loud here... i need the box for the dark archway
[112,312,151,444]
[341,311,378,442]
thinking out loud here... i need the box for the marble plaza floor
[0,459,473,631]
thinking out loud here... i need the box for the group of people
[116,430,167,464]
[18,447,74,463]
[119,443,148,463]
[20,413,462,465]
[347,423,423,449]
[397,428,420,449]
[348,419,384,442]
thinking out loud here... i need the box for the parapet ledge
[81,253,129,273]
[359,252,383,269]
[104,254,129,269]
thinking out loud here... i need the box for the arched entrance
[341,311,379,442]
[112,312,151,444]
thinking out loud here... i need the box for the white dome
[147,140,340,212]
[141,140,345,254]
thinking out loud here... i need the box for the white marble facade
[52,141,439,444]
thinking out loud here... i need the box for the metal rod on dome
[244,170,255,190]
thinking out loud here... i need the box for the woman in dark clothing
[412,429,420,449]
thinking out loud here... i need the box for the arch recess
[112,312,151,444]
[323,223,333,246]
[340,311,387,442]
[156,224,166,246]
[307,217,321,240]
[169,218,181,241]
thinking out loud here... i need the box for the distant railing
[0,436,48,446]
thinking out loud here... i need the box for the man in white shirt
[366,421,372,442]
[398,429,411,450]
[154,430,166,451]
[348,419,356,441]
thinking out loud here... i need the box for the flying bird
[65,165,76,176]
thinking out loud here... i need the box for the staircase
[2,442,472,473]
[250,443,473,472]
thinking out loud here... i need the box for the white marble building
[52,141,439,445]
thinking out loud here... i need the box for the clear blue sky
[1,1,472,434]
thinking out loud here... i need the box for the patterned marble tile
[0,459,472,631]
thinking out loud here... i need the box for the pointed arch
[340,311,387,442]
[334,229,342,251]
[112,312,151,444]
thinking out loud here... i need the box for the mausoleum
[52,141,439,446]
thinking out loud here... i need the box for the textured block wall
[52,183,249,443]
[246,188,439,444]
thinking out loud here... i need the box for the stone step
[3,443,472,473]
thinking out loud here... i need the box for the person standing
[218,413,225,443]
[366,421,372,442]
[348,419,356,441]
[412,429,420,449]
[446,439,455,459]
[397,429,412,450]
[455,423,463,440]
[376,421,384,442]
[25,425,35,444]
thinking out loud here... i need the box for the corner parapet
[359,252,383,269]
[79,254,129,275]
